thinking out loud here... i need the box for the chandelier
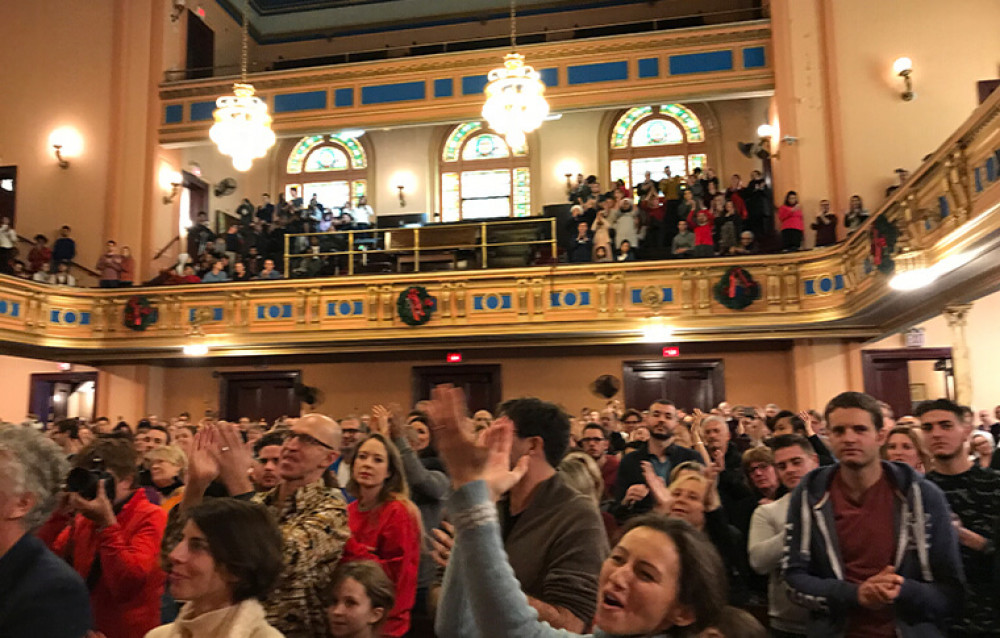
[209,0,275,172]
[482,0,549,148]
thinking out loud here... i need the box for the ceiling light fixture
[642,319,674,343]
[481,0,549,148]
[182,343,209,356]
[209,0,275,172]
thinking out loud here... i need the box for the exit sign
[662,346,680,358]
[446,352,463,363]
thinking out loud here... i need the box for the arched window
[609,104,708,188]
[440,122,530,222]
[284,133,368,209]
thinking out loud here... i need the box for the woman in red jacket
[777,190,805,251]
[343,434,421,637]
[37,436,167,638]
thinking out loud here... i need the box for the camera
[65,458,116,501]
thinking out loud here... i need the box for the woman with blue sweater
[427,385,729,638]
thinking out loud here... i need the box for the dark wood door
[0,166,16,226]
[186,10,214,80]
[28,372,99,424]
[412,365,502,414]
[219,371,301,423]
[862,348,952,418]
[623,360,725,413]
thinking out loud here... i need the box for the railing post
[414,228,420,272]
[284,233,289,278]
[348,231,355,276]
[550,218,556,264]
[481,222,488,269]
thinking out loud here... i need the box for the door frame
[622,359,725,411]
[217,369,302,421]
[28,371,99,423]
[861,347,953,404]
[411,364,502,410]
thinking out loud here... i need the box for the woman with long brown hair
[342,433,421,637]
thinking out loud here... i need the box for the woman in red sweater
[343,434,421,637]
[777,190,805,251]
[686,208,716,257]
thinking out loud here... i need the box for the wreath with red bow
[123,295,159,331]
[866,216,900,275]
[714,266,761,310]
[397,286,437,326]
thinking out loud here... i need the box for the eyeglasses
[747,463,772,474]
[288,431,336,451]
[578,437,605,445]
[341,428,361,436]
[623,419,642,425]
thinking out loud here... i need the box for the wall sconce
[893,57,915,101]
[159,167,183,204]
[163,181,182,204]
[170,0,186,22]
[739,124,797,160]
[396,185,406,207]
[48,127,83,169]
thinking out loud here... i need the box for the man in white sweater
[747,434,818,637]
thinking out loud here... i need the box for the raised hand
[371,404,390,437]
[798,410,815,437]
[641,461,673,514]
[215,421,254,495]
[430,521,455,568]
[187,427,221,490]
[69,479,115,529]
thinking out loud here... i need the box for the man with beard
[783,392,963,638]
[748,435,818,637]
[183,416,349,638]
[921,398,1000,638]
[250,430,286,492]
[613,399,701,520]
[578,423,618,502]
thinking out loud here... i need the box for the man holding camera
[37,436,167,638]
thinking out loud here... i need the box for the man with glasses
[578,423,618,502]
[184,415,350,638]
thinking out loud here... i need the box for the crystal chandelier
[482,0,549,148]
[209,0,275,172]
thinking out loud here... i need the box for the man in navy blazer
[0,425,92,637]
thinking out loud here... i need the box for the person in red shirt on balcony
[687,208,716,257]
[343,433,421,637]
[778,191,805,251]
[37,436,167,638]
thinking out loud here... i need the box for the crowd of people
[564,168,879,263]
[0,222,81,285]
[1,387,999,638]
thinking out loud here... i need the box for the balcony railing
[282,217,558,277]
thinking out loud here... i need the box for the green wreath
[123,295,159,331]
[714,266,761,310]
[867,215,900,275]
[397,286,437,326]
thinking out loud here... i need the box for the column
[943,304,973,405]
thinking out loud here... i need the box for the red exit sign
[662,346,680,358]
[446,352,463,363]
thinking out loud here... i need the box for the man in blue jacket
[782,391,964,638]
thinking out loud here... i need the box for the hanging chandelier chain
[240,0,249,82]
[510,0,516,51]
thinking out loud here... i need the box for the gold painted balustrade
[4,90,999,361]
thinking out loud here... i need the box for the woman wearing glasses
[342,433,422,637]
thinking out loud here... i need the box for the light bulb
[757,124,774,139]
[892,57,912,76]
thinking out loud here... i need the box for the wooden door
[219,371,301,423]
[186,10,214,80]
[862,348,952,418]
[0,166,16,226]
[28,372,99,424]
[412,365,502,414]
[623,360,725,413]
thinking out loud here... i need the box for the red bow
[871,230,887,266]
[728,268,751,298]
[406,289,426,321]
[127,299,153,326]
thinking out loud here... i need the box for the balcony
[3,89,999,361]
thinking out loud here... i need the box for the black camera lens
[65,467,116,501]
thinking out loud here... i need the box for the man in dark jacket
[613,398,702,520]
[783,391,964,638]
[0,425,92,637]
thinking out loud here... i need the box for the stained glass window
[609,104,708,186]
[441,121,530,220]
[286,135,326,174]
[304,147,349,172]
[287,133,368,173]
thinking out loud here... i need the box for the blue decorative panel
[567,61,628,85]
[473,294,512,311]
[742,46,766,69]
[550,290,591,308]
[629,288,673,304]
[462,75,489,95]
[540,68,558,87]
[274,90,327,113]
[190,101,216,122]
[834,274,845,290]
[939,195,950,218]
[327,300,364,317]
[48,309,89,325]
[668,50,734,75]
[819,277,834,293]
[975,167,983,193]
[334,88,354,108]
[433,79,453,98]
[256,304,293,320]
[188,308,224,322]
[987,156,998,182]
[638,58,660,78]
[164,104,183,124]
[804,280,816,296]
[361,81,425,104]
[50,310,59,323]
[0,300,20,318]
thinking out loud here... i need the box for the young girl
[326,561,396,638]
[343,434,421,637]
